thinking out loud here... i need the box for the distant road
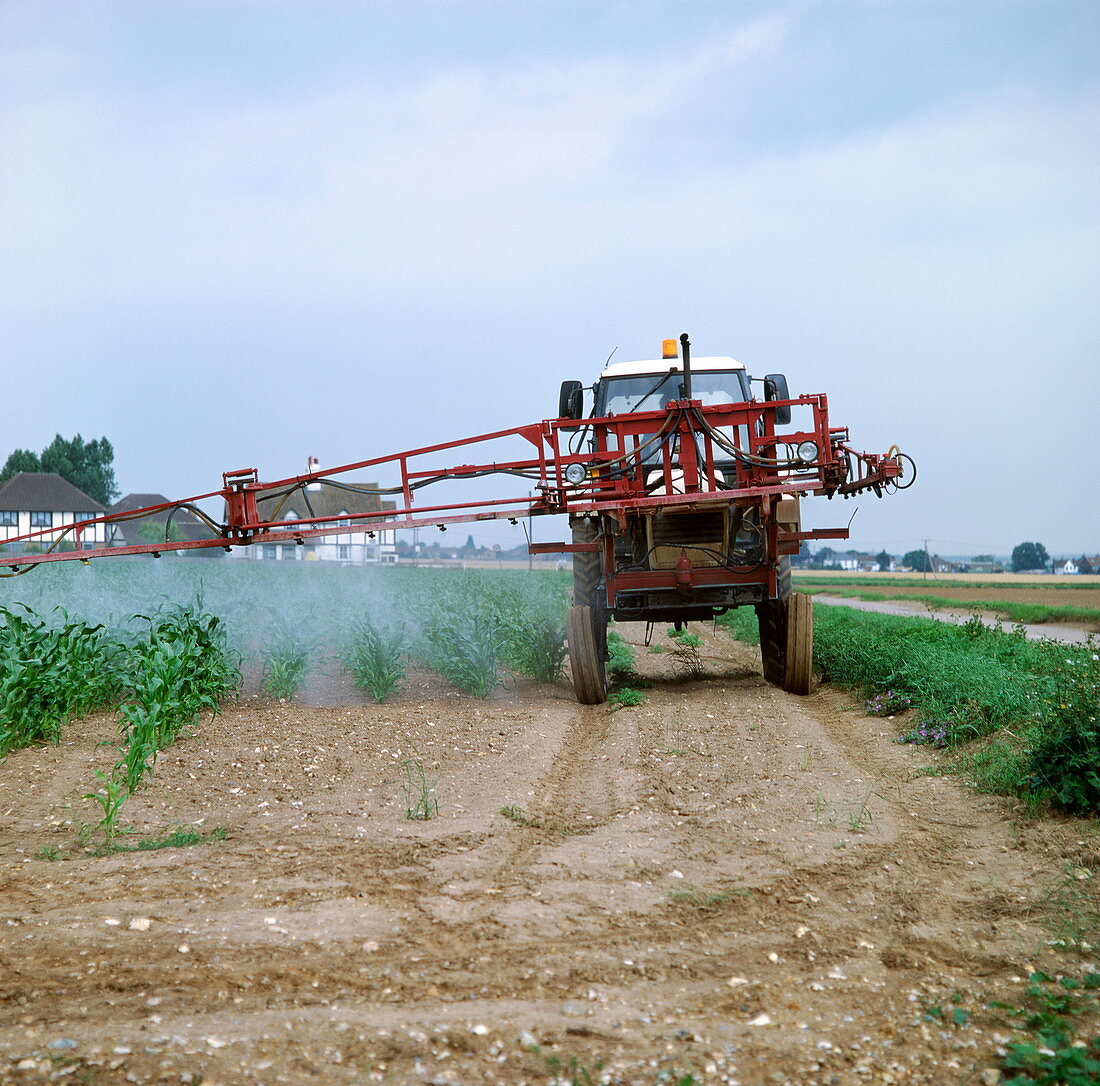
[812,594,1094,645]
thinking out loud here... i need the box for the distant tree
[137,520,186,545]
[39,434,118,507]
[1011,541,1050,572]
[0,448,42,483]
[972,554,995,563]
[1,434,118,507]
[902,548,933,573]
[876,550,892,571]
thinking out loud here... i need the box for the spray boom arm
[0,396,911,575]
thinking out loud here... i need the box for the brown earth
[1,625,1098,1086]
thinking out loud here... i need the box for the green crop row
[0,605,125,756]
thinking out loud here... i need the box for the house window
[262,544,278,560]
[30,511,53,528]
[338,544,350,560]
[281,545,296,560]
[0,511,16,527]
[337,512,351,528]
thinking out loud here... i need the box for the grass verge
[718,606,1100,815]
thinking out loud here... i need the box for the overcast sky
[2,1,1097,557]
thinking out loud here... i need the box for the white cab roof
[600,355,744,379]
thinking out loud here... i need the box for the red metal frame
[0,397,903,583]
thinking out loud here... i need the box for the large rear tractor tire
[756,598,787,687]
[755,556,792,686]
[568,517,608,705]
[567,604,608,704]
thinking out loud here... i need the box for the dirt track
[1,624,1097,1085]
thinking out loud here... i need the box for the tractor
[0,334,912,704]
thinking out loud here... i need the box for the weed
[401,758,438,821]
[986,970,1100,1086]
[844,787,875,833]
[607,628,636,681]
[544,1054,603,1086]
[677,632,702,649]
[35,845,64,861]
[865,689,914,716]
[102,825,228,855]
[343,620,407,702]
[500,804,594,836]
[1025,648,1100,814]
[1036,865,1100,951]
[669,882,752,910]
[899,719,950,748]
[669,640,705,680]
[648,644,666,653]
[609,686,647,709]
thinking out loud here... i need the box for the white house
[229,466,398,565]
[0,473,112,552]
[1055,558,1079,575]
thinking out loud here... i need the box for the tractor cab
[593,356,750,416]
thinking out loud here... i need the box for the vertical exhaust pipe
[679,332,692,401]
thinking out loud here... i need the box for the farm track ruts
[1,626,1097,1085]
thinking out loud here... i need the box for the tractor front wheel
[567,604,608,704]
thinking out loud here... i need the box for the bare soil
[2,625,1097,1085]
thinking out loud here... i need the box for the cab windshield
[596,369,750,416]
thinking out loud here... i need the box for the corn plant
[115,604,239,791]
[82,770,129,847]
[421,614,502,698]
[261,642,312,700]
[258,610,315,701]
[499,614,568,683]
[0,605,123,756]
[342,620,407,703]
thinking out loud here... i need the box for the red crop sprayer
[0,335,914,703]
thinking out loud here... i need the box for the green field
[792,574,1100,629]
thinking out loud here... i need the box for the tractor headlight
[796,440,819,463]
[564,463,588,485]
